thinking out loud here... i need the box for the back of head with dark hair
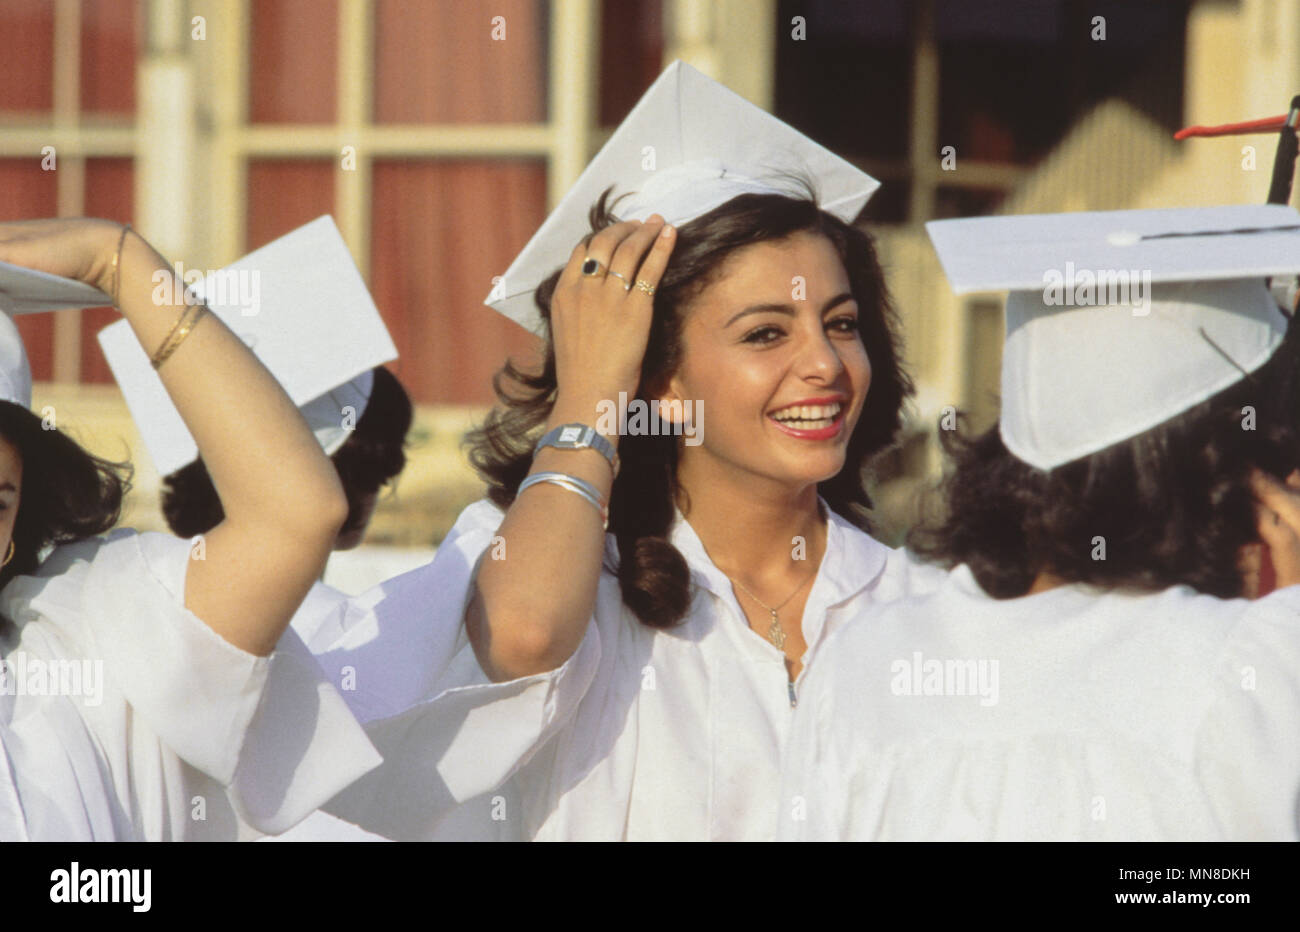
[0,401,129,590]
[465,184,913,628]
[161,365,413,541]
[910,316,1300,600]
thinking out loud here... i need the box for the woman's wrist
[83,220,129,295]
[549,390,626,443]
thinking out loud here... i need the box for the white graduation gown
[0,529,382,841]
[778,564,1300,840]
[261,581,396,842]
[310,499,944,841]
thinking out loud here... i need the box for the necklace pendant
[767,610,786,651]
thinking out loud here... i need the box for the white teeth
[771,402,842,423]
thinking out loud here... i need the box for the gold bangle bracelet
[150,303,208,370]
[110,223,132,309]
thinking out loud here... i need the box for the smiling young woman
[313,185,947,842]
[467,195,904,684]
[301,61,946,842]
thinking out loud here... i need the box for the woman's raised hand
[467,216,676,682]
[2,217,347,656]
[0,218,123,293]
[549,216,675,408]
[1251,469,1300,593]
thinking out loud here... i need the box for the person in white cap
[0,218,381,841]
[780,204,1300,840]
[98,217,411,561]
[308,60,941,842]
[97,215,407,640]
[159,365,411,554]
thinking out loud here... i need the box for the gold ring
[581,258,605,277]
[635,279,655,296]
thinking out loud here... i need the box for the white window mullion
[549,0,599,209]
[52,0,83,384]
[206,0,249,265]
[337,0,373,279]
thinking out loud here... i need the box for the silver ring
[608,269,632,291]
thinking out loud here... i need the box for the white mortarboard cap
[926,204,1300,470]
[487,59,880,333]
[98,215,398,476]
[301,367,375,456]
[0,261,114,407]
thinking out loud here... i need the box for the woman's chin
[770,453,848,489]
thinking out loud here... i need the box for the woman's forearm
[113,229,345,537]
[467,218,674,681]
[111,226,347,653]
[468,392,616,680]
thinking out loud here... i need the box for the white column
[52,0,84,383]
[664,0,776,108]
[550,0,599,207]
[136,0,195,261]
[337,0,373,278]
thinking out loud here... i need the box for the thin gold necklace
[729,568,817,651]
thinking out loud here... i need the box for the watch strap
[534,423,620,476]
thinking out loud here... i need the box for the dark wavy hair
[910,315,1300,600]
[161,365,412,539]
[0,401,129,589]
[466,186,913,628]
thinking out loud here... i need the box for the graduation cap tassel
[1179,96,1300,317]
[1268,97,1300,317]
[1265,96,1300,207]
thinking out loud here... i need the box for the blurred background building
[1,0,1298,563]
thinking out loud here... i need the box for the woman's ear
[654,376,689,425]
[641,370,676,424]
[655,399,686,425]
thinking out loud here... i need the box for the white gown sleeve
[0,529,382,839]
[311,499,602,840]
[1193,587,1300,840]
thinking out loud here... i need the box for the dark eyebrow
[724,292,856,328]
[0,482,15,493]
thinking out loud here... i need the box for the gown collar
[665,496,889,609]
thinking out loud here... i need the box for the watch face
[558,426,584,444]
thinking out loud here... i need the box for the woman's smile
[767,396,849,439]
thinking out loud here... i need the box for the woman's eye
[828,316,859,333]
[742,325,784,345]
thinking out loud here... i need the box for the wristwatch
[534,423,620,477]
